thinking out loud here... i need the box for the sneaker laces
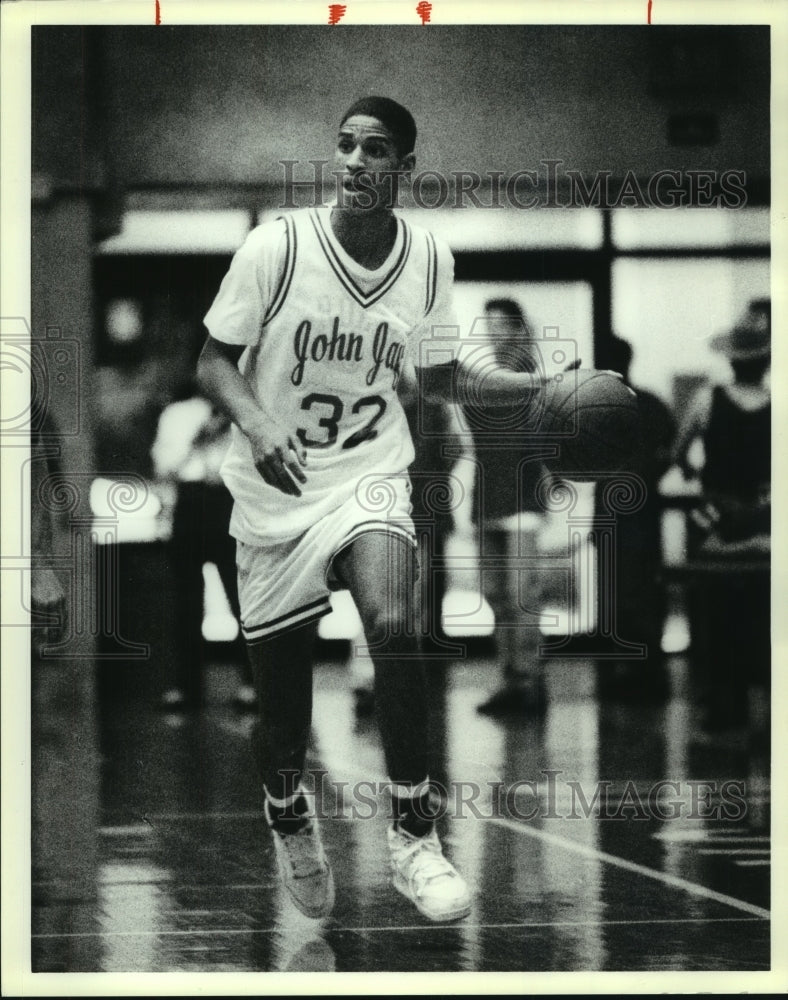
[393,831,459,895]
[275,822,326,880]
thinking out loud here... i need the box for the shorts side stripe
[243,596,332,643]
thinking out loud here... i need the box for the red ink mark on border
[155,0,161,24]
[416,1,432,23]
[647,0,652,24]
[328,4,346,23]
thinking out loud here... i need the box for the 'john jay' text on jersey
[291,317,406,390]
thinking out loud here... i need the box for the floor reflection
[31,652,771,974]
[269,881,335,973]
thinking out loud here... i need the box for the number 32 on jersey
[297,393,387,450]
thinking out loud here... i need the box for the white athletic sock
[264,784,310,827]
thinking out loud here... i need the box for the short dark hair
[484,298,525,321]
[606,335,633,376]
[340,96,417,155]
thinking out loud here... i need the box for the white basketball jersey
[204,206,457,544]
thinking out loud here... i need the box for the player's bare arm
[197,335,307,497]
[419,359,624,408]
[417,359,544,407]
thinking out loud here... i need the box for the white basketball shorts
[236,474,416,643]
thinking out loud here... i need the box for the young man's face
[335,115,414,210]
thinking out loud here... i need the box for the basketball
[541,369,641,478]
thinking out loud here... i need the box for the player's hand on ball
[599,368,636,396]
[248,419,307,496]
[542,368,641,478]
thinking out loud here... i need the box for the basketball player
[197,97,549,922]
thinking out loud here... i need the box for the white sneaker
[387,824,472,922]
[265,800,335,919]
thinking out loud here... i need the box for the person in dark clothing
[152,387,256,711]
[595,336,677,700]
[462,299,553,716]
[674,309,770,551]
[673,305,770,731]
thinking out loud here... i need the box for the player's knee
[364,599,410,645]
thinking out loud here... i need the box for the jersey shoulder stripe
[424,229,438,316]
[263,213,297,326]
[308,208,412,309]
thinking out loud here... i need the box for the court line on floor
[98,825,155,836]
[325,759,771,921]
[98,883,274,891]
[105,780,771,919]
[138,795,773,823]
[490,816,769,919]
[654,830,770,844]
[31,915,766,940]
[697,848,770,856]
[139,811,267,821]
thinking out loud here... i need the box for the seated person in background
[94,339,166,479]
[672,303,770,732]
[463,299,552,717]
[151,382,257,712]
[595,336,676,700]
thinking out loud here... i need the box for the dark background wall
[27,21,772,516]
[33,25,770,194]
[27,21,772,502]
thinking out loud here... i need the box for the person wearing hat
[673,301,771,734]
[674,303,771,549]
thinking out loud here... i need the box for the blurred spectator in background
[151,382,256,712]
[674,302,770,552]
[94,311,167,480]
[31,418,67,658]
[463,299,551,717]
[595,335,677,700]
[673,301,770,732]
